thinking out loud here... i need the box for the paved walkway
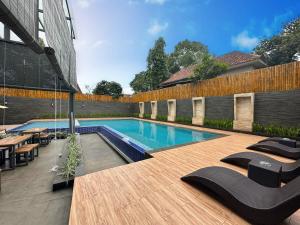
[0,134,127,225]
[80,134,127,174]
[0,139,72,225]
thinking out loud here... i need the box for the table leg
[10,146,16,169]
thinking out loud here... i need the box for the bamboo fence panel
[0,61,299,103]
[131,61,300,102]
[0,88,69,100]
[0,88,132,102]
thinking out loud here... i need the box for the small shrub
[204,119,233,130]
[132,113,139,118]
[156,115,168,121]
[253,123,300,138]
[144,114,151,119]
[175,116,192,125]
[62,134,81,180]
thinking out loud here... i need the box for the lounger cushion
[247,141,300,159]
[221,151,300,182]
[181,166,300,225]
[259,137,300,148]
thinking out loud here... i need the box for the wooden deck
[69,124,300,225]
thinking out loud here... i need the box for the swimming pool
[14,119,221,151]
[14,121,70,130]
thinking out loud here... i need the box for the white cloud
[231,31,259,50]
[74,40,88,50]
[77,0,93,8]
[92,40,105,48]
[294,53,300,61]
[145,0,167,5]
[147,21,169,35]
[123,86,134,95]
[74,39,107,51]
[128,0,139,5]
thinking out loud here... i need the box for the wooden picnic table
[0,134,33,170]
[22,128,48,144]
[22,128,48,134]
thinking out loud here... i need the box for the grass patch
[253,123,300,138]
[204,118,233,130]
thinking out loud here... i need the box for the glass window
[38,0,43,10]
[0,22,4,39]
[10,31,23,43]
[38,31,48,47]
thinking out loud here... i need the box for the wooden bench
[39,133,51,145]
[33,133,51,146]
[16,144,39,166]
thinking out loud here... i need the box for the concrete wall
[144,102,151,115]
[132,90,300,128]
[1,89,299,127]
[0,96,68,124]
[205,96,234,120]
[75,101,132,116]
[0,96,134,124]
[255,90,300,127]
[176,99,193,117]
[157,101,168,116]
[140,97,232,120]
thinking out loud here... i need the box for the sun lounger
[181,166,300,225]
[247,141,300,159]
[221,151,300,182]
[258,137,300,148]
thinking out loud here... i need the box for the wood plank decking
[69,124,300,225]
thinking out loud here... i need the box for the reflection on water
[167,126,176,146]
[150,123,157,140]
[138,120,144,136]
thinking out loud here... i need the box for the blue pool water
[14,119,220,151]
[14,121,70,130]
[80,120,220,150]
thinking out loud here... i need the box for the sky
[69,0,300,94]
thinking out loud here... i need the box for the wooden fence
[0,88,70,100]
[0,88,132,103]
[0,61,299,103]
[75,93,131,103]
[131,61,300,102]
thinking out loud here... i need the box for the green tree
[192,54,228,82]
[130,71,150,93]
[255,17,300,66]
[168,40,209,74]
[93,80,123,98]
[147,37,169,90]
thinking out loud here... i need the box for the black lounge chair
[181,166,300,225]
[221,151,300,182]
[258,137,300,148]
[247,141,300,159]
